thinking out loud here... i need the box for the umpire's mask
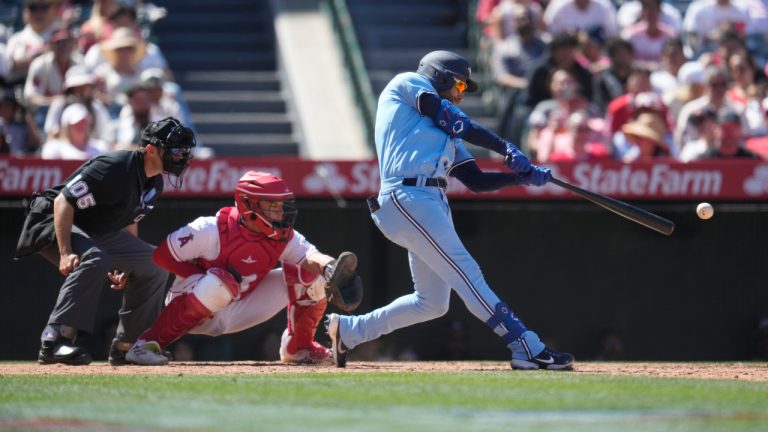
[141,117,196,188]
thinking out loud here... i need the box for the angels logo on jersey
[241,256,258,264]
[177,233,194,248]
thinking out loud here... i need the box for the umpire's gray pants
[39,226,168,344]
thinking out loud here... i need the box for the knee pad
[191,269,237,312]
[485,302,528,344]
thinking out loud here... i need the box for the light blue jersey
[375,72,473,192]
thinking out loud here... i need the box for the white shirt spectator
[45,98,112,142]
[543,0,618,37]
[682,0,750,37]
[24,52,83,105]
[41,137,107,159]
[83,41,168,74]
[5,24,54,79]
[41,103,109,159]
[621,22,677,64]
[616,1,682,32]
[742,0,768,33]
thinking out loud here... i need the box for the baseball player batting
[326,50,574,370]
[126,171,362,365]
[15,117,195,365]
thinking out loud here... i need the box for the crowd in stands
[476,0,768,163]
[0,0,192,159]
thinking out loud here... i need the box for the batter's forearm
[450,160,520,192]
[53,194,75,255]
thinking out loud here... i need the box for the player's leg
[336,251,450,350]
[378,189,572,370]
[97,230,168,365]
[126,268,239,365]
[36,227,110,365]
[278,264,330,363]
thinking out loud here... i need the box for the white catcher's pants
[167,268,288,336]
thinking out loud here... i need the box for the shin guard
[137,292,212,350]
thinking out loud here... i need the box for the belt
[402,177,447,188]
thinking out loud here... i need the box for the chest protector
[200,207,291,299]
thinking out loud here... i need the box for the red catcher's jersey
[198,206,291,299]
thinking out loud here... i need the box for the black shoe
[38,342,92,365]
[511,347,574,371]
[325,313,347,368]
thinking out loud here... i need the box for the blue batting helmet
[416,50,478,93]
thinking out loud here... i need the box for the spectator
[476,0,503,36]
[6,0,62,83]
[664,60,707,120]
[679,106,718,161]
[92,27,146,108]
[78,0,120,55]
[575,25,611,74]
[0,119,8,155]
[488,0,545,41]
[44,66,111,142]
[650,37,688,94]
[701,28,748,68]
[618,112,672,162]
[140,68,183,122]
[620,0,678,66]
[114,84,155,149]
[674,65,747,151]
[41,103,108,159]
[23,27,80,109]
[704,108,761,158]
[745,98,768,159]
[592,38,635,113]
[543,0,618,38]
[83,5,169,77]
[616,0,682,32]
[682,0,750,57]
[604,67,660,135]
[725,52,766,136]
[527,68,601,157]
[536,110,610,162]
[525,32,593,108]
[0,87,42,156]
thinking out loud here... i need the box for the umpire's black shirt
[16,151,164,258]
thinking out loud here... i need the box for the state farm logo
[303,163,348,193]
[744,165,768,196]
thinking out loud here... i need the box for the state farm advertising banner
[2,156,768,201]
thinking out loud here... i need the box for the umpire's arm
[53,193,79,276]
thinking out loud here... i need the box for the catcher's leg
[127,268,239,365]
[280,263,330,363]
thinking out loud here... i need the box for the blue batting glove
[515,165,551,186]
[504,142,532,174]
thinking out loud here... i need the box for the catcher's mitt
[324,251,363,312]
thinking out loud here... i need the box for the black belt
[402,177,447,188]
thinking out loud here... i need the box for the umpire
[15,117,196,365]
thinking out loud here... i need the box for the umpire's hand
[59,253,80,276]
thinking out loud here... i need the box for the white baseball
[696,202,714,220]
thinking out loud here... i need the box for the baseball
[696,202,714,220]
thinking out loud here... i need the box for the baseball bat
[549,176,675,235]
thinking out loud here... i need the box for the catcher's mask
[235,171,297,241]
[140,117,196,188]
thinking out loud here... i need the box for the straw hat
[101,27,146,66]
[621,113,668,149]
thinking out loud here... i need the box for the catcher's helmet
[235,171,297,241]
[140,117,196,182]
[416,50,478,93]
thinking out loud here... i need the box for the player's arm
[153,216,219,278]
[152,240,204,278]
[300,251,335,276]
[53,193,79,276]
[124,223,138,237]
[448,159,522,192]
[417,92,532,173]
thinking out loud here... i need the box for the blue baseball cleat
[511,347,574,370]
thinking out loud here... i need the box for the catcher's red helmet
[235,171,297,241]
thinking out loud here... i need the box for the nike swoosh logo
[538,356,555,364]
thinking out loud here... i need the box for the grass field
[1,361,767,432]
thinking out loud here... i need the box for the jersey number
[69,180,96,210]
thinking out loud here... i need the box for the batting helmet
[235,171,297,241]
[416,50,478,93]
[140,117,196,179]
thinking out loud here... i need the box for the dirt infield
[1,361,767,381]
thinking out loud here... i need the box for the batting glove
[515,165,551,186]
[504,142,532,174]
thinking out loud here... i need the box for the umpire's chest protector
[202,207,289,298]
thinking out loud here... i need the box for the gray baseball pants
[38,226,168,345]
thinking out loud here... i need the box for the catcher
[126,171,362,365]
